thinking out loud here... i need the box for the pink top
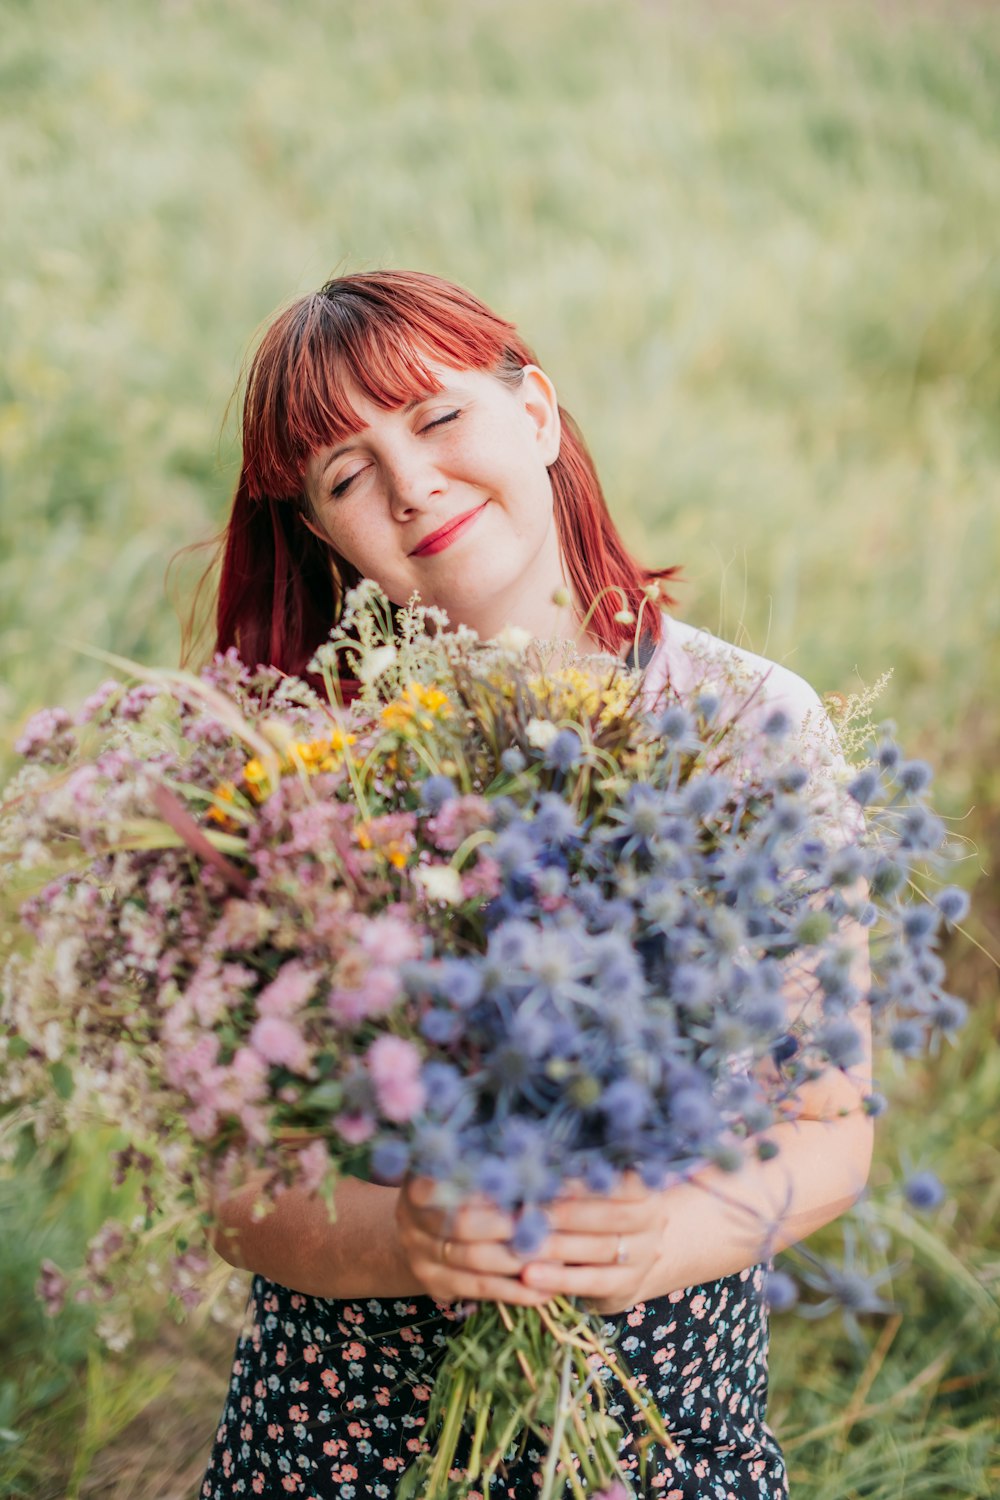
[642,613,859,844]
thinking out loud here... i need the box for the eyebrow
[319,389,449,477]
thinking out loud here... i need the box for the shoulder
[653,617,823,723]
[646,615,847,775]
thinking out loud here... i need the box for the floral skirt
[201,1265,787,1498]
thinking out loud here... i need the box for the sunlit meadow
[1,1,998,1495]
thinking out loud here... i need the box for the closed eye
[329,410,462,499]
[423,409,461,432]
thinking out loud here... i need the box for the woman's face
[302,362,573,642]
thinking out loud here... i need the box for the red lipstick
[410,502,488,558]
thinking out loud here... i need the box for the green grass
[1,0,998,1494]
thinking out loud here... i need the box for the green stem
[538,1340,574,1500]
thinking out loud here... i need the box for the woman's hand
[395,1176,553,1307]
[398,1172,670,1316]
[518,1172,670,1316]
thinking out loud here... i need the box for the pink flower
[257,961,318,1018]
[426,794,491,852]
[461,854,502,902]
[334,1113,376,1145]
[296,1139,330,1194]
[327,966,400,1024]
[366,1035,426,1123]
[359,913,421,966]
[250,1015,312,1075]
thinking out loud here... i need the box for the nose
[384,439,445,520]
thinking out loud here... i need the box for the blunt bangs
[241,275,517,504]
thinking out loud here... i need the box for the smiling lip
[410,502,488,557]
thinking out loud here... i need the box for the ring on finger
[614,1235,629,1266]
[441,1238,454,1265]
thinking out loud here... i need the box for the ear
[520,364,562,467]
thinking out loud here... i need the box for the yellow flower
[289,728,357,774]
[242,759,271,802]
[206,781,238,827]
[381,681,453,733]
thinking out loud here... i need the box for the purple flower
[36,1259,69,1317]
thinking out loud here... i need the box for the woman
[202,269,873,1498]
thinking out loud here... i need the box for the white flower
[414,864,463,904]
[357,644,398,683]
[526,718,560,750]
[495,625,533,656]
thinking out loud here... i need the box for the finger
[545,1197,652,1235]
[429,1272,553,1308]
[519,1260,633,1299]
[528,1231,641,1267]
[415,1228,533,1279]
[412,1201,516,1245]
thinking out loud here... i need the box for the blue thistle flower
[931,994,967,1035]
[847,769,882,807]
[545,728,583,772]
[763,1269,798,1312]
[658,705,695,744]
[420,775,456,813]
[438,958,483,1009]
[371,1138,410,1183]
[420,1008,462,1045]
[889,1019,924,1057]
[896,759,933,796]
[902,905,937,946]
[862,1091,888,1118]
[500,746,526,775]
[904,1170,945,1212]
[815,1018,864,1069]
[532,794,579,847]
[761,709,792,740]
[935,886,969,925]
[777,765,810,794]
[599,1077,651,1133]
[876,739,901,771]
[510,1206,550,1257]
[421,1063,467,1115]
[683,776,727,819]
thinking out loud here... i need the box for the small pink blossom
[257,962,318,1018]
[426,794,491,852]
[366,1035,426,1123]
[334,1112,376,1145]
[327,966,400,1024]
[296,1139,330,1194]
[359,913,421,966]
[187,1102,219,1139]
[461,854,502,902]
[250,1015,312,1075]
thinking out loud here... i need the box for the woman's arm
[210,1172,552,1306]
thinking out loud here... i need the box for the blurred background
[1,1,998,1495]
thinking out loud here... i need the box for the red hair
[214,270,678,678]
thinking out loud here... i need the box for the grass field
[1,1,998,1495]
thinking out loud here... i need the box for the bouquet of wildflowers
[0,583,968,1498]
